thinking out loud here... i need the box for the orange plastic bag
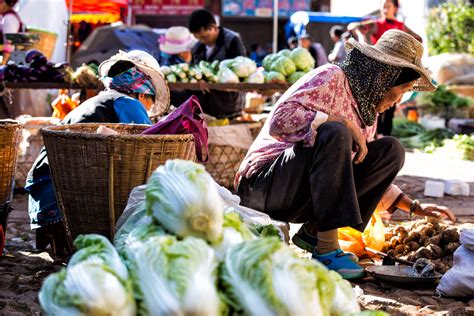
[51,89,78,120]
[338,209,386,257]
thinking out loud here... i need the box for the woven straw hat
[345,29,436,91]
[159,26,195,55]
[99,50,170,117]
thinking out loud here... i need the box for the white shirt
[2,12,21,53]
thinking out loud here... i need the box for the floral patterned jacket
[236,63,402,211]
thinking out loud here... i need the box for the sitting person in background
[328,25,347,64]
[1,0,24,64]
[236,30,455,279]
[298,33,328,68]
[159,26,195,66]
[25,50,169,254]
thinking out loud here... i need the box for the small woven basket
[203,122,262,189]
[0,120,23,205]
[42,123,195,243]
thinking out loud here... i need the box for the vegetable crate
[42,123,196,244]
[15,117,59,189]
[0,120,23,236]
[203,122,262,189]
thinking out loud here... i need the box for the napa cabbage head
[39,261,136,316]
[244,70,265,84]
[126,235,221,316]
[146,159,224,243]
[230,56,257,78]
[270,56,296,77]
[287,71,307,85]
[290,47,315,72]
[329,271,361,315]
[220,238,335,316]
[212,212,257,259]
[265,71,286,84]
[217,67,240,83]
[68,234,129,281]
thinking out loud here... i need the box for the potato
[441,228,460,244]
[385,231,394,241]
[443,242,460,255]
[407,231,422,241]
[427,244,443,258]
[395,244,409,255]
[427,235,442,246]
[390,236,401,248]
[434,262,450,274]
[419,224,436,237]
[414,247,433,260]
[406,253,415,262]
[398,230,409,239]
[383,241,391,253]
[394,225,407,235]
[419,236,430,247]
[387,249,398,258]
[406,241,421,252]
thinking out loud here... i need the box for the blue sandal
[313,249,365,279]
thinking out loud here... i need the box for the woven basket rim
[42,123,194,141]
[0,120,24,129]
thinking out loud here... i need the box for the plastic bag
[338,209,385,257]
[436,229,474,297]
[51,89,78,120]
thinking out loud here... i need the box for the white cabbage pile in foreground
[39,159,363,316]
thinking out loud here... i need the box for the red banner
[132,0,204,15]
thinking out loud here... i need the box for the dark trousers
[237,121,405,232]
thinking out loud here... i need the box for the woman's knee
[379,136,405,169]
[317,121,352,147]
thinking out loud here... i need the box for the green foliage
[419,84,473,117]
[392,118,425,138]
[427,0,474,55]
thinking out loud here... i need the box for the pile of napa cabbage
[39,159,366,316]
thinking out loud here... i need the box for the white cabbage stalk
[221,238,336,316]
[146,159,224,243]
[127,235,220,316]
[329,271,361,315]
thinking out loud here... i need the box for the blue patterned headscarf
[101,67,156,96]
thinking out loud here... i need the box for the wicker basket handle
[108,154,121,238]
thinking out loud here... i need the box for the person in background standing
[287,36,298,50]
[189,9,246,118]
[328,25,347,64]
[348,0,422,45]
[0,0,23,64]
[298,33,328,68]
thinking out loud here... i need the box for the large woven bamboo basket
[203,122,262,189]
[0,120,23,205]
[42,123,196,242]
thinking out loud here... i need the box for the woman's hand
[344,119,368,164]
[415,203,457,224]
